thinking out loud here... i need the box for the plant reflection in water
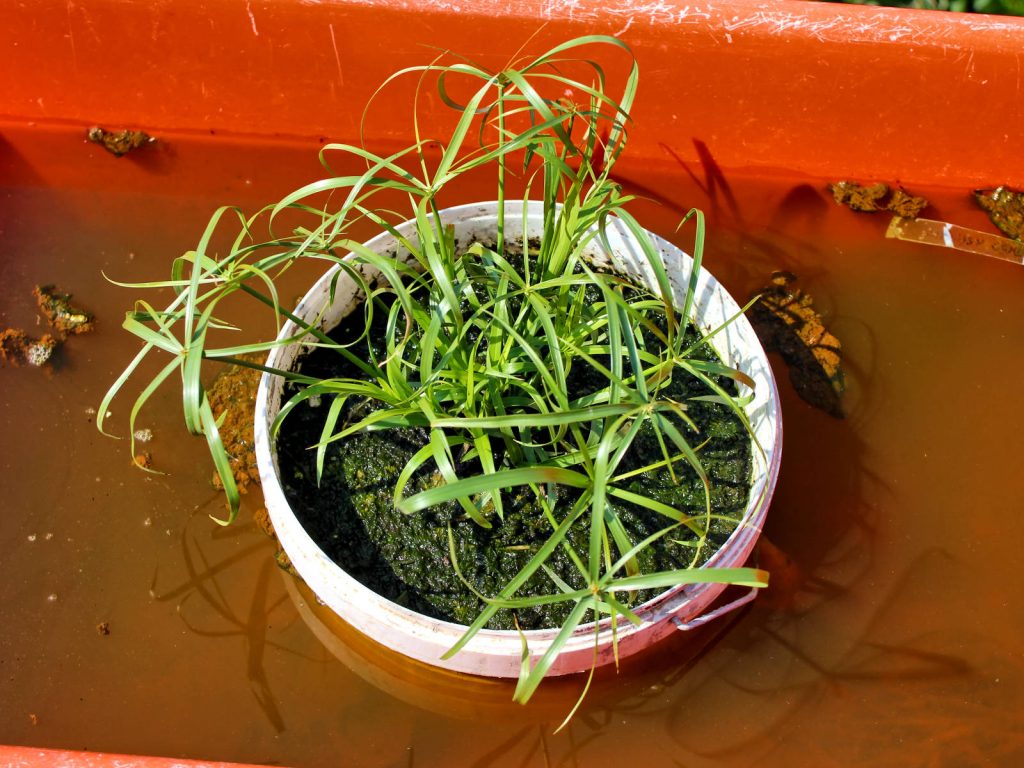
[150,495,321,733]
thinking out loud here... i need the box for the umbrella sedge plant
[100,35,768,715]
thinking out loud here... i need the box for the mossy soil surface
[276,290,752,631]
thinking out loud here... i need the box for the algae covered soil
[275,276,752,631]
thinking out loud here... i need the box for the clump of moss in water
[975,186,1024,241]
[0,284,94,368]
[276,279,752,631]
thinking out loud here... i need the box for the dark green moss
[276,270,752,630]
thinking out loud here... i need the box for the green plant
[100,36,768,715]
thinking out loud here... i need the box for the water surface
[1,126,1022,767]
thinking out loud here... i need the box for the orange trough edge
[0,746,273,768]
[2,0,1023,765]
[2,0,1023,188]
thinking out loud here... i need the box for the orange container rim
[1,1,1022,765]
[2,0,1023,187]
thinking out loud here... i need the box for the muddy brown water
[2,127,1023,767]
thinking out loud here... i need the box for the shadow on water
[150,499,324,734]
[658,139,744,225]
[549,355,1023,766]
[659,545,1024,767]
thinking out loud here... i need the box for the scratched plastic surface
[1,127,1023,767]
[2,0,1023,189]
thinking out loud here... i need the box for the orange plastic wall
[1,2,1022,766]
[2,0,1023,188]
[0,745,273,768]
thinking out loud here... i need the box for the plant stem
[496,77,507,257]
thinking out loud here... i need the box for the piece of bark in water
[748,272,845,417]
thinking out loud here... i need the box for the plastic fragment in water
[886,216,1024,265]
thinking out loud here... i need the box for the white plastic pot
[254,200,782,678]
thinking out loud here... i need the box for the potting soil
[275,273,752,631]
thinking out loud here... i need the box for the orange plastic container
[2,1,1022,765]
[0,746,271,768]
[2,0,1023,189]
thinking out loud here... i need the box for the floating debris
[886,188,929,219]
[207,356,295,570]
[829,181,928,218]
[2,285,94,368]
[253,506,275,538]
[86,126,155,157]
[887,216,1024,265]
[253,506,295,573]
[96,622,110,636]
[829,181,889,212]
[748,272,845,418]
[25,335,59,366]
[0,329,59,367]
[207,355,264,493]
[34,284,94,335]
[975,186,1024,241]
